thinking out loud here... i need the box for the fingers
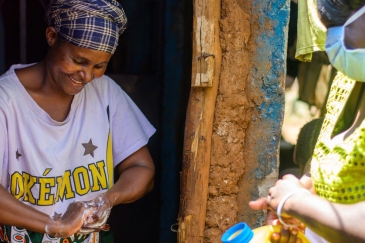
[61,201,96,224]
[47,197,112,238]
[78,223,110,235]
[83,210,110,229]
[271,233,281,243]
[270,226,301,243]
[94,199,112,220]
[81,194,112,230]
[47,201,97,238]
[297,223,306,233]
[248,197,270,210]
[78,227,98,234]
[282,174,299,180]
[300,175,315,194]
[266,211,279,225]
[288,228,298,243]
[276,217,305,233]
[278,226,289,243]
[269,227,289,243]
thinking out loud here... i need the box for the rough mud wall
[204,1,251,242]
[204,0,289,241]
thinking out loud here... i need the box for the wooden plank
[178,0,221,240]
[191,0,221,87]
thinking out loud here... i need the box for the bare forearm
[0,185,52,233]
[106,165,154,205]
[286,193,365,242]
[105,146,155,206]
[0,184,96,237]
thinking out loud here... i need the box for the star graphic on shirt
[16,149,22,160]
[82,139,98,158]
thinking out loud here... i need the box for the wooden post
[190,0,220,87]
[177,0,221,241]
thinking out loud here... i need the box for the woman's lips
[68,75,84,85]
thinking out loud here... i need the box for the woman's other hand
[78,193,113,234]
[45,200,97,238]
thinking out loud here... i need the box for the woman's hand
[270,222,305,243]
[269,217,307,243]
[249,174,311,243]
[45,200,97,238]
[267,211,305,232]
[78,193,114,234]
[249,175,309,212]
[267,174,309,216]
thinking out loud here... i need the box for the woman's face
[45,27,112,96]
[343,11,365,49]
[320,8,365,49]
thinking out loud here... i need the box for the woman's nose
[78,68,94,82]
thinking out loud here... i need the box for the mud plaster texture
[203,0,288,240]
[203,0,254,242]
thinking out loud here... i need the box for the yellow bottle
[222,222,311,243]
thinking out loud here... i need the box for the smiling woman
[15,44,112,122]
[0,1,156,243]
[40,33,113,97]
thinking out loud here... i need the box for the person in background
[0,1,155,242]
[250,0,365,242]
[285,0,300,89]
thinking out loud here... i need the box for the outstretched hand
[248,174,310,243]
[249,174,308,213]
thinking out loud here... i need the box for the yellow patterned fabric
[311,72,365,204]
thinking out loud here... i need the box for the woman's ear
[45,26,58,46]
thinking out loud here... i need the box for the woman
[250,0,365,242]
[0,1,155,242]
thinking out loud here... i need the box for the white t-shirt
[0,64,155,242]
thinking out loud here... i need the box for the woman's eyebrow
[70,54,88,61]
[69,54,110,64]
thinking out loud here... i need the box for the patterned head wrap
[45,0,127,54]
